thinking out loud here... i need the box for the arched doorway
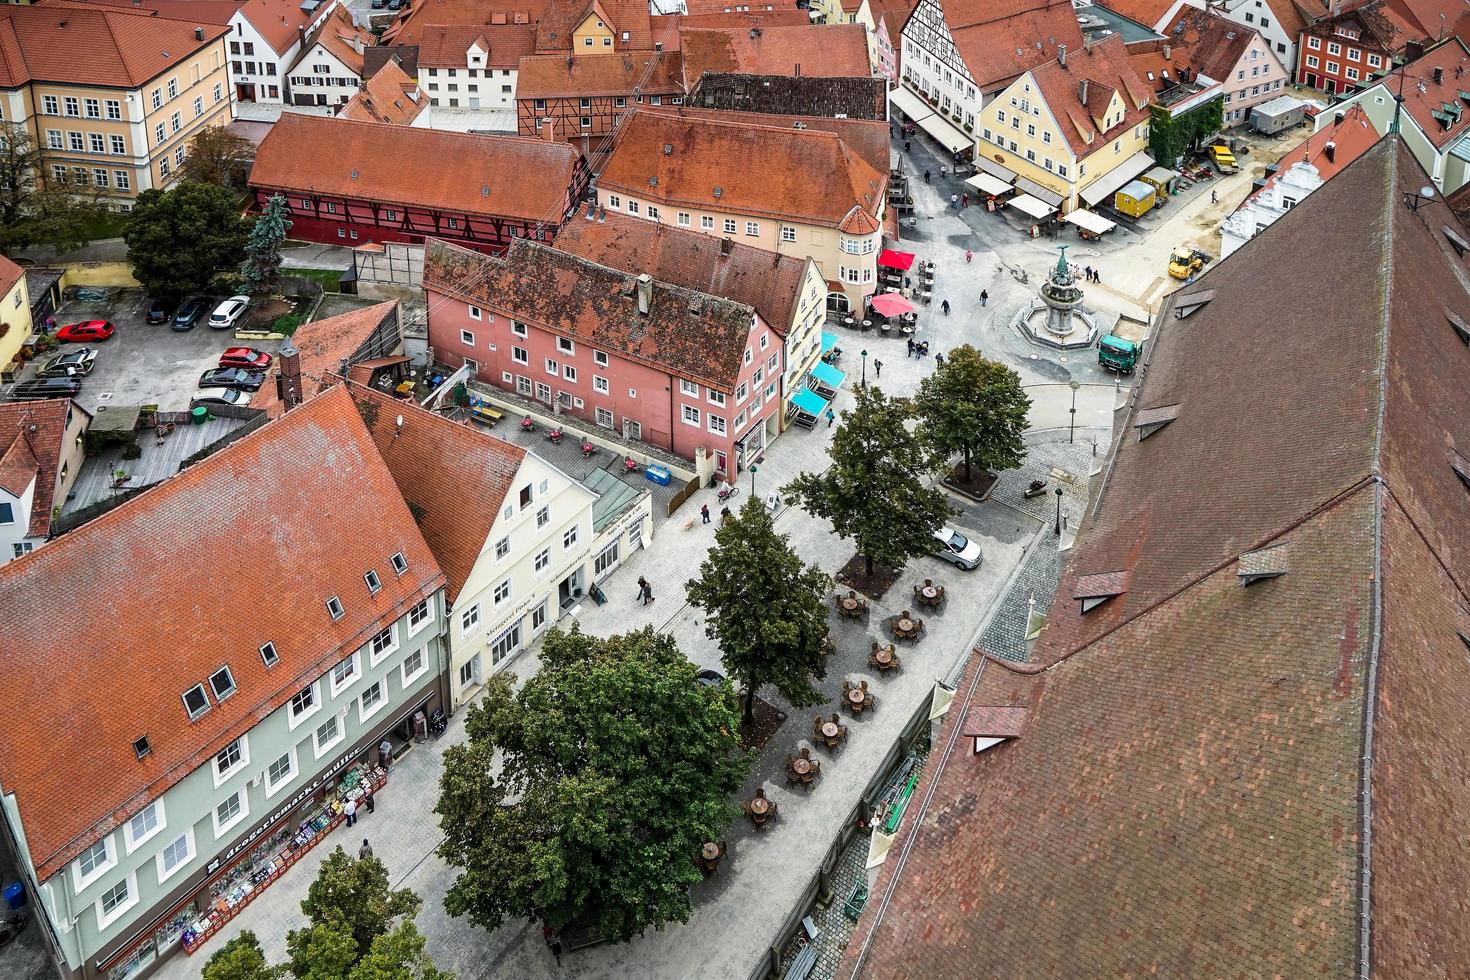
[826,291,850,315]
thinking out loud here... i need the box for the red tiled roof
[347,381,525,603]
[414,22,535,67]
[1367,36,1470,148]
[0,385,445,881]
[1241,105,1380,207]
[1026,35,1152,158]
[515,49,683,98]
[425,237,757,390]
[553,208,811,336]
[1301,0,1416,51]
[662,105,891,175]
[302,4,375,77]
[1156,8,1255,86]
[939,0,1085,92]
[381,0,542,45]
[0,3,229,88]
[250,114,582,222]
[0,254,23,298]
[338,58,429,125]
[0,398,84,538]
[844,136,1470,979]
[597,107,886,228]
[648,10,814,52]
[959,703,1028,739]
[678,23,871,87]
[1094,0,1173,30]
[535,0,652,52]
[255,301,401,417]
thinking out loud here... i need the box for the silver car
[191,387,253,410]
[208,295,250,330]
[932,527,982,570]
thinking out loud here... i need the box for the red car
[55,319,115,342]
[218,347,273,371]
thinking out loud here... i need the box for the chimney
[1079,78,1089,107]
[1324,141,1336,164]
[636,274,653,314]
[720,236,732,256]
[794,62,801,77]
[1335,110,1345,124]
[1162,43,1170,60]
[1435,66,1445,85]
[277,340,303,410]
[540,116,559,142]
[1059,44,1066,67]
[194,26,204,40]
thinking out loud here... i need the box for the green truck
[1098,334,1140,374]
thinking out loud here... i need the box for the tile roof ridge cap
[528,242,755,314]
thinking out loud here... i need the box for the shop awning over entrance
[1013,177,1064,208]
[965,172,1012,196]
[878,248,916,270]
[1080,150,1156,206]
[889,87,933,125]
[809,360,848,392]
[973,156,1017,182]
[1065,209,1117,235]
[789,387,830,418]
[821,330,839,353]
[916,111,972,154]
[1007,194,1055,219]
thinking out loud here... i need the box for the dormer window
[209,666,236,701]
[1134,404,1180,441]
[365,569,382,594]
[327,596,345,620]
[260,642,279,667]
[1174,289,1215,318]
[1448,310,1470,345]
[963,705,1028,754]
[1444,225,1469,257]
[391,552,408,575]
[1452,449,1470,492]
[1074,570,1130,613]
[1237,543,1289,585]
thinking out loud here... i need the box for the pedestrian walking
[1093,267,1101,283]
[965,249,973,263]
[950,194,958,210]
[359,839,373,860]
[720,506,731,523]
[363,785,375,814]
[643,580,655,605]
[904,139,911,153]
[936,352,945,368]
[343,797,357,827]
[636,576,649,603]
[941,299,951,315]
[379,740,392,770]
[924,170,930,183]
[825,407,836,427]
[1210,189,1217,204]
[1084,265,1092,282]
[904,276,912,289]
[961,192,969,208]
[874,359,883,378]
[906,337,915,357]
[701,503,710,524]
[980,289,988,307]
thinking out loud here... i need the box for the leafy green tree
[123,181,250,296]
[686,497,830,722]
[0,124,109,253]
[201,931,279,980]
[436,626,750,943]
[295,847,421,960]
[286,922,360,980]
[241,194,292,295]
[349,922,454,980]
[180,125,255,191]
[784,385,954,578]
[1149,96,1225,167]
[913,344,1030,482]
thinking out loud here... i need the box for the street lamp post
[1068,380,1081,445]
[750,463,758,498]
[1054,486,1064,537]
[860,349,869,387]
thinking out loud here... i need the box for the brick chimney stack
[277,339,303,410]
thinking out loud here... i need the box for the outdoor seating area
[890,610,925,642]
[785,748,823,790]
[842,679,876,715]
[698,840,726,873]
[869,642,900,672]
[743,788,779,829]
[836,590,869,618]
[914,579,946,608]
[813,713,849,750]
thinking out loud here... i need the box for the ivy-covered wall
[1149,96,1225,167]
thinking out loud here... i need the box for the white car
[932,527,982,571]
[208,295,250,330]
[191,387,253,410]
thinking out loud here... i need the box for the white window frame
[358,680,388,723]
[407,596,432,637]
[557,336,575,355]
[468,303,482,320]
[593,375,610,394]
[401,648,428,688]
[72,838,116,892]
[682,404,701,427]
[212,789,249,838]
[155,829,196,884]
[123,800,166,854]
[211,736,250,788]
[95,873,138,931]
[563,524,579,550]
[460,603,481,635]
[330,652,361,696]
[288,682,320,729]
[494,578,512,604]
[313,714,344,759]
[264,747,298,798]
[680,379,699,396]
[367,623,399,667]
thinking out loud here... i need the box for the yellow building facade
[0,258,31,378]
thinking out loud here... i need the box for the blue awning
[789,387,830,418]
[809,360,847,391]
[821,330,838,353]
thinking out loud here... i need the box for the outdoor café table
[750,798,771,821]
[843,316,856,330]
[822,722,841,741]
[791,758,812,777]
[898,616,915,634]
[848,688,868,710]
[840,594,863,617]
[875,648,894,667]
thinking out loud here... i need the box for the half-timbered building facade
[248,114,588,252]
[515,50,685,154]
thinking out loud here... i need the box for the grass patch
[79,210,129,242]
[273,311,308,335]
[288,267,345,292]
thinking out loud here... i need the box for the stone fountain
[1011,244,1099,350]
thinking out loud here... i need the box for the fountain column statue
[1011,243,1100,350]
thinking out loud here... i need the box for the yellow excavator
[1168,246,1212,280]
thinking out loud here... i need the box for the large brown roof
[301,4,375,77]
[346,381,525,603]
[0,3,229,89]
[535,0,652,52]
[660,105,891,175]
[1159,7,1256,85]
[596,107,886,228]
[935,0,1084,92]
[254,300,401,417]
[381,0,542,46]
[0,253,22,297]
[1025,35,1152,158]
[250,114,582,222]
[0,385,445,882]
[677,23,871,87]
[1240,104,1380,207]
[515,49,683,98]
[553,208,811,336]
[1366,36,1470,149]
[413,22,535,67]
[648,10,813,51]
[0,398,83,538]
[425,238,757,390]
[337,57,428,125]
[842,137,1470,978]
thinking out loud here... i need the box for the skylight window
[260,642,279,667]
[327,596,345,621]
[182,684,210,721]
[209,666,236,702]
[365,569,382,594]
[391,552,408,575]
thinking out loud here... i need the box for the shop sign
[221,745,363,863]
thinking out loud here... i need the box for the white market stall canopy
[1007,193,1055,219]
[1065,209,1117,235]
[965,172,1013,196]
[1080,150,1156,206]
[888,86,933,125]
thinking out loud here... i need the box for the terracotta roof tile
[249,114,582,222]
[1367,36,1470,149]
[1071,569,1129,598]
[0,254,22,298]
[1238,105,1380,208]
[302,5,376,77]
[1026,35,1152,158]
[959,703,1028,738]
[0,433,37,498]
[413,22,535,67]
[596,107,886,228]
[1159,8,1256,85]
[382,0,542,45]
[553,208,811,336]
[425,237,756,389]
[535,0,652,52]
[515,49,683,97]
[337,58,429,125]
[0,398,84,537]
[0,4,229,88]
[677,23,871,86]
[662,105,892,175]
[346,381,525,602]
[940,0,1085,92]
[0,385,445,881]
[255,301,401,417]
[648,10,813,51]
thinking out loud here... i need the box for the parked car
[55,319,115,342]
[145,295,179,324]
[8,377,83,401]
[37,348,98,379]
[219,347,273,371]
[932,527,982,571]
[209,295,250,330]
[199,367,266,392]
[191,387,253,410]
[695,668,727,688]
[173,298,208,331]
